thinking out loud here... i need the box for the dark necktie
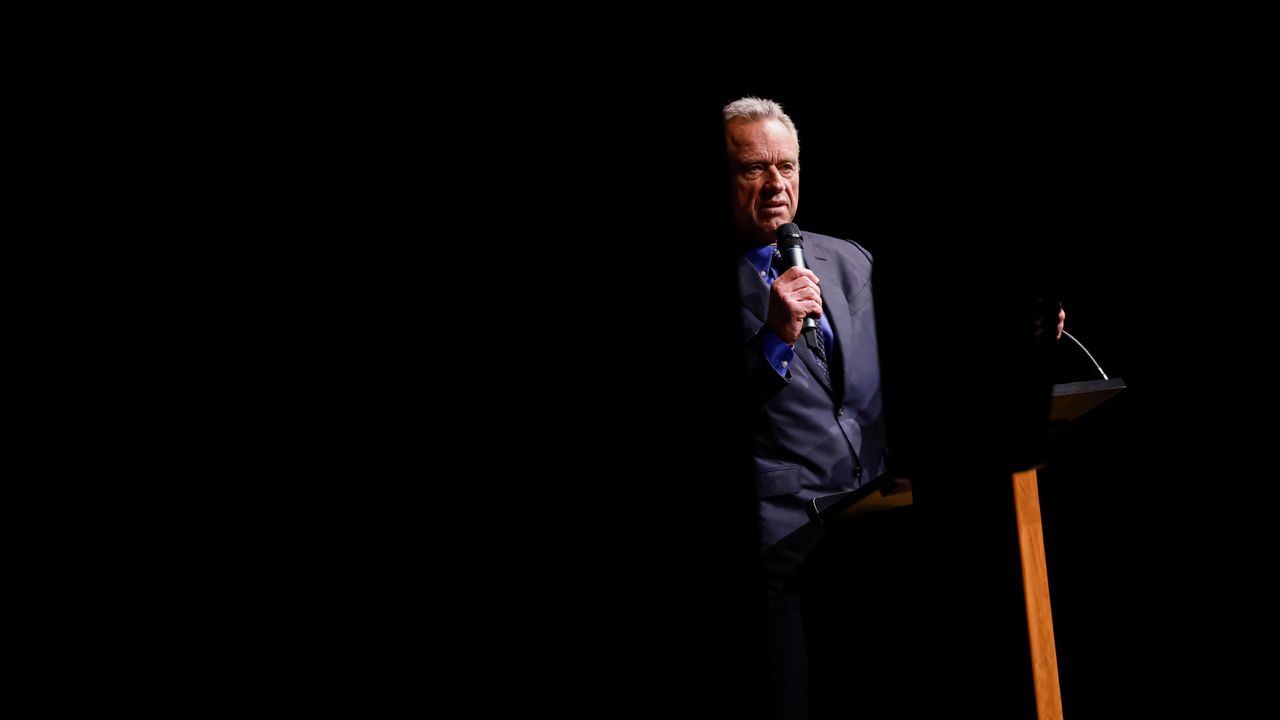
[773,249,831,386]
[807,323,832,388]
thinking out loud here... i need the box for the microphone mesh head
[776,223,803,250]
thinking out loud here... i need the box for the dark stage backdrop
[172,47,1267,719]
[523,78,1265,717]
[314,74,1263,718]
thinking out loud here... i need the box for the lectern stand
[808,378,1124,720]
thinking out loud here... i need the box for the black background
[245,59,1268,717]
[501,72,1268,716]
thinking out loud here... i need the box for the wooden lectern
[808,378,1124,720]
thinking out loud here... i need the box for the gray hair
[722,96,799,149]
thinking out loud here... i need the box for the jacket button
[837,407,845,416]
[854,465,862,480]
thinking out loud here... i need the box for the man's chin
[759,218,791,236]
[735,218,787,247]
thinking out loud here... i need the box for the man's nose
[763,166,786,191]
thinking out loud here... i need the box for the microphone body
[775,223,822,351]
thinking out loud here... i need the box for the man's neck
[736,235,775,254]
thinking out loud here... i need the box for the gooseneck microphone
[1061,330,1109,380]
[775,223,822,352]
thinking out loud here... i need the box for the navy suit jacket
[739,232,887,554]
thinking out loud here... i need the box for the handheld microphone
[775,223,822,351]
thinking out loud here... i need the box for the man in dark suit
[730,97,1069,719]
[727,96,889,719]
[728,97,888,578]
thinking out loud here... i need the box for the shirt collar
[745,243,776,278]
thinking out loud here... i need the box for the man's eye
[743,166,764,178]
[780,163,796,175]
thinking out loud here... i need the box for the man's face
[726,117,800,246]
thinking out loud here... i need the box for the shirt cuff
[761,331,796,378]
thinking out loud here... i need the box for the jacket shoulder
[804,231,874,269]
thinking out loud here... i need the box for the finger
[778,267,820,284]
[780,276,822,296]
[790,287,821,303]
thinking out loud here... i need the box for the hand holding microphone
[766,223,824,348]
